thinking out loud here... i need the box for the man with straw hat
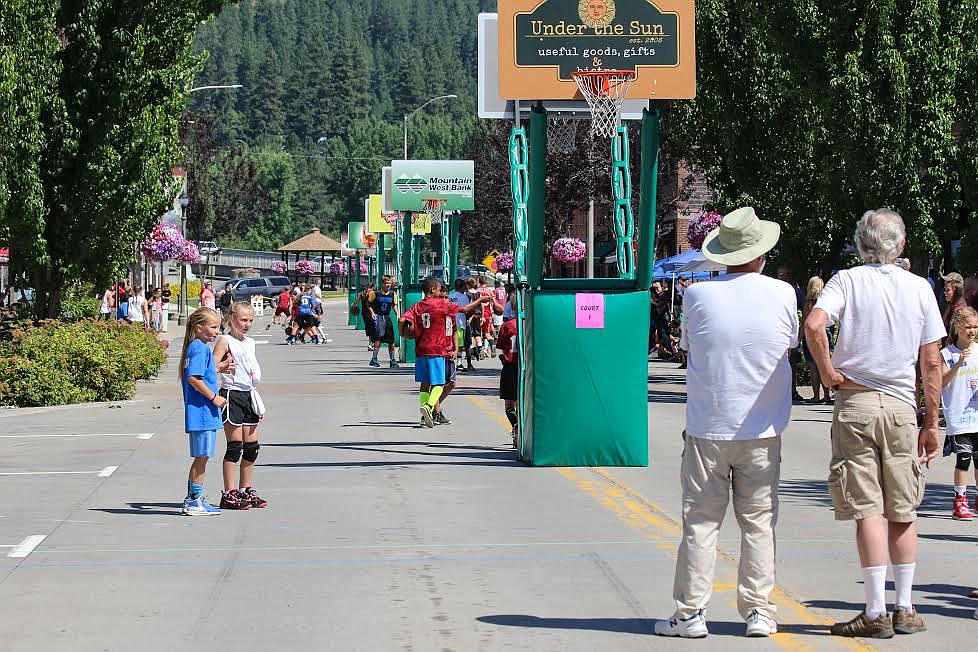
[655,207,798,639]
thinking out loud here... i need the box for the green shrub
[60,296,100,322]
[0,319,167,407]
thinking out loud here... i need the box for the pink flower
[271,261,287,274]
[687,211,723,250]
[496,252,515,272]
[551,237,587,264]
[296,259,316,276]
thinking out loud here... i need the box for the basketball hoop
[547,117,578,154]
[571,70,636,138]
[421,198,447,225]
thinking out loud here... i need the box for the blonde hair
[950,307,978,348]
[178,307,220,379]
[228,301,255,321]
[806,276,824,303]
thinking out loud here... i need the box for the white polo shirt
[680,273,799,440]
[814,264,945,407]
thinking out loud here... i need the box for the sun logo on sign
[579,0,615,29]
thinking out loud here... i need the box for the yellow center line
[468,396,876,652]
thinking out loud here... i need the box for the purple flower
[330,262,347,276]
[551,237,587,264]
[687,210,723,250]
[271,260,287,274]
[141,222,186,261]
[176,240,199,264]
[496,252,515,272]
[296,259,316,276]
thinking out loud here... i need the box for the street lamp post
[177,189,190,325]
[402,94,457,159]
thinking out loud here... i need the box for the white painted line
[8,535,45,558]
[0,432,154,439]
[97,466,118,478]
[0,471,104,476]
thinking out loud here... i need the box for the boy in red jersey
[400,277,488,427]
[496,296,519,446]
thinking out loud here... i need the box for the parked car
[197,240,220,256]
[219,276,293,305]
[418,265,472,284]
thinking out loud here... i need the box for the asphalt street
[1,299,976,651]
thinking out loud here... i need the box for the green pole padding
[637,107,661,290]
[375,234,385,287]
[346,256,356,326]
[354,250,364,330]
[611,125,636,280]
[440,218,451,283]
[449,213,461,286]
[509,127,529,286]
[527,104,547,288]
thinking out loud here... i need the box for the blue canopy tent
[652,249,703,278]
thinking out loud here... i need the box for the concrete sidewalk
[0,301,975,651]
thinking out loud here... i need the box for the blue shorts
[415,356,446,385]
[188,430,217,458]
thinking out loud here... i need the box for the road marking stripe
[97,466,118,477]
[468,398,875,652]
[0,432,154,439]
[8,535,45,558]
[0,467,118,477]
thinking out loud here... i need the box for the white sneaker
[654,611,709,638]
[745,609,777,637]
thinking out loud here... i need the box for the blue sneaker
[369,359,381,367]
[182,496,221,516]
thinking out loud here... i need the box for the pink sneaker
[953,495,974,521]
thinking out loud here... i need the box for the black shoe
[434,411,452,425]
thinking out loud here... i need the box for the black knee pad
[956,452,973,472]
[224,440,243,463]
[505,408,518,427]
[243,441,260,463]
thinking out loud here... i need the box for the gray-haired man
[805,208,944,638]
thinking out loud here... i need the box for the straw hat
[701,207,781,266]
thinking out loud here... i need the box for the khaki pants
[673,435,781,620]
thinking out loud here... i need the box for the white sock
[955,485,967,496]
[893,563,916,612]
[862,565,888,618]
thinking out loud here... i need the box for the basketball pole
[527,102,547,288]
[636,105,661,290]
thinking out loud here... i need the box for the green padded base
[347,291,357,326]
[401,288,423,364]
[522,289,650,467]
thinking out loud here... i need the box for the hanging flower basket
[551,237,587,264]
[496,252,515,272]
[358,261,369,275]
[270,260,287,274]
[176,240,200,265]
[295,259,316,276]
[330,262,347,276]
[687,210,723,250]
[141,222,185,262]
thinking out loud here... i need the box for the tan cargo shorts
[828,389,925,523]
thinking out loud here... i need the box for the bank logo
[579,0,615,29]
[393,175,427,194]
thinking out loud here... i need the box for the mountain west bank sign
[498,0,696,100]
[390,160,475,212]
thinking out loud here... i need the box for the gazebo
[277,228,343,289]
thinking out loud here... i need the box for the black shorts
[944,432,978,457]
[220,389,260,426]
[445,359,457,385]
[469,315,483,336]
[500,361,518,401]
[370,315,395,344]
[298,314,317,329]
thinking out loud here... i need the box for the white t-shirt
[219,334,261,391]
[128,295,146,323]
[448,291,469,328]
[940,344,978,436]
[814,264,945,407]
[680,273,799,440]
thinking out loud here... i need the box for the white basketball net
[422,199,446,225]
[572,70,636,138]
[547,117,578,154]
